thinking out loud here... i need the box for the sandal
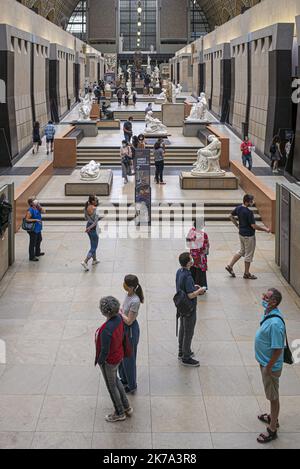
[243,273,257,280]
[225,265,236,278]
[257,427,278,444]
[258,414,280,428]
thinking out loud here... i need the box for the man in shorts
[255,288,285,444]
[44,121,56,155]
[225,194,270,279]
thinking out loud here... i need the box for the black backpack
[173,273,195,336]
[260,314,294,365]
[0,199,12,236]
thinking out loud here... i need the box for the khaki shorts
[260,366,282,401]
[238,235,256,263]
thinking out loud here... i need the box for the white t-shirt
[122,293,141,318]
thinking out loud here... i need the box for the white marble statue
[176,83,183,95]
[78,96,92,120]
[150,44,155,53]
[105,83,112,91]
[157,88,167,103]
[80,160,101,181]
[154,66,160,88]
[118,66,123,80]
[187,92,208,122]
[119,34,124,53]
[192,135,225,177]
[144,111,168,135]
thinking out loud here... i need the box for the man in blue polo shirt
[255,288,285,444]
[176,252,206,367]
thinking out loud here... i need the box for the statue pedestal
[162,103,185,127]
[65,170,113,196]
[179,172,238,190]
[144,132,171,138]
[183,121,211,137]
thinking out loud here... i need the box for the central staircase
[40,200,262,225]
[77,146,198,167]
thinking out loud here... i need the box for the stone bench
[230,161,276,233]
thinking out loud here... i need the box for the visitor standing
[123,117,133,143]
[81,195,100,272]
[32,122,41,155]
[95,296,133,422]
[255,288,286,444]
[153,141,166,185]
[45,120,56,155]
[25,198,45,262]
[270,136,282,173]
[120,140,132,184]
[116,87,123,106]
[241,136,253,171]
[186,222,210,290]
[175,253,206,367]
[124,90,129,106]
[132,91,137,106]
[145,103,152,115]
[225,194,271,280]
[119,275,144,394]
[137,134,145,149]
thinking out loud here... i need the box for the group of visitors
[241,134,291,173]
[31,121,56,156]
[23,190,290,444]
[116,87,138,107]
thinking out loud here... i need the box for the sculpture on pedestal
[192,135,225,177]
[157,89,167,103]
[154,66,160,88]
[80,160,101,180]
[186,92,208,122]
[176,83,183,95]
[78,96,92,120]
[105,83,112,92]
[171,83,177,104]
[144,111,168,135]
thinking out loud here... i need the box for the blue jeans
[124,133,132,143]
[119,320,140,391]
[242,154,252,171]
[87,228,99,260]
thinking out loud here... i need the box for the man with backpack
[241,136,253,171]
[255,288,291,444]
[175,253,206,367]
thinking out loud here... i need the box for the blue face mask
[262,300,269,309]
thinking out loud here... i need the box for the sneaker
[105,412,126,423]
[92,259,100,265]
[181,358,200,367]
[36,253,45,257]
[124,386,137,394]
[178,352,195,360]
[81,261,89,272]
[124,406,134,417]
[29,258,39,262]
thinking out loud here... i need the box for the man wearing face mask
[176,252,206,367]
[25,197,45,261]
[255,288,285,444]
[226,194,271,280]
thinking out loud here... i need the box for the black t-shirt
[232,205,255,237]
[176,268,197,309]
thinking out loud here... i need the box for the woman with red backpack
[241,136,253,171]
[95,296,133,423]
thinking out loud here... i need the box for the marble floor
[0,224,300,449]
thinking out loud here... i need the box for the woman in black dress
[32,122,41,155]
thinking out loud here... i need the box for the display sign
[135,148,151,226]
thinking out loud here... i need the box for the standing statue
[192,135,225,176]
[78,96,92,120]
[176,83,183,96]
[154,66,160,88]
[172,83,177,104]
[144,111,168,135]
[146,56,152,76]
[157,89,167,103]
[119,34,124,53]
[187,92,208,121]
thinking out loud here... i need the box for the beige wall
[211,54,221,116]
[248,38,270,154]
[34,43,49,129]
[231,44,248,134]
[160,0,188,41]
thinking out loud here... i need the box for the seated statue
[176,83,183,95]
[144,111,168,135]
[105,83,112,91]
[80,160,101,181]
[78,96,92,120]
[192,135,225,177]
[186,92,208,122]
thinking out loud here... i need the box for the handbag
[260,314,294,365]
[22,217,36,233]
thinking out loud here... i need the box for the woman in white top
[119,275,144,394]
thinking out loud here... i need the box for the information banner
[135,148,151,226]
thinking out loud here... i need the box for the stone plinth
[183,121,211,137]
[97,120,120,130]
[65,170,113,196]
[162,103,185,127]
[180,172,238,190]
[75,122,98,137]
[90,103,101,120]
